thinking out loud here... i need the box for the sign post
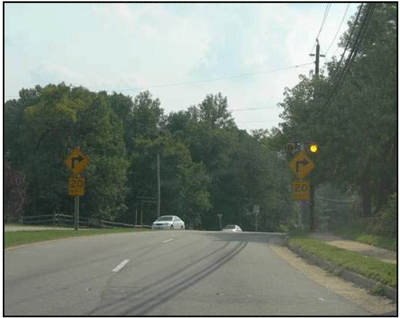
[65,148,90,231]
[253,205,259,232]
[75,196,79,230]
[287,146,316,230]
[217,214,222,230]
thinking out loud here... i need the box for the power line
[330,3,364,82]
[321,3,375,112]
[310,3,332,53]
[236,120,279,123]
[325,3,351,57]
[231,106,276,112]
[113,63,314,93]
[315,196,358,203]
[5,62,313,99]
[316,3,331,40]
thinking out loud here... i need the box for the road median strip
[285,237,397,301]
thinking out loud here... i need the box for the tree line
[4,86,291,231]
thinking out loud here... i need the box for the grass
[356,234,397,251]
[333,222,397,251]
[289,237,397,288]
[4,227,151,249]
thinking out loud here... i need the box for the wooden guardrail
[4,213,150,229]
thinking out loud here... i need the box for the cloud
[7,3,359,132]
[30,61,149,94]
[30,61,88,87]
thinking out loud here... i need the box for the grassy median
[4,227,151,249]
[289,237,397,288]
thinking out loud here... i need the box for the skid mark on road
[89,241,247,315]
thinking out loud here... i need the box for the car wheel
[170,225,174,230]
[181,225,184,230]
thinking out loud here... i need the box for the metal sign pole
[75,196,79,230]
[217,214,222,230]
[255,214,258,232]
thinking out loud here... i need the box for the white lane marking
[112,259,130,272]
[163,238,174,243]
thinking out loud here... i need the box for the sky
[4,3,359,134]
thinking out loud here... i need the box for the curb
[285,241,397,302]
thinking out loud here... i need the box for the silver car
[152,215,185,230]
[222,224,242,232]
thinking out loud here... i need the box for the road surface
[5,230,395,315]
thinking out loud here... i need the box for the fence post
[53,211,55,226]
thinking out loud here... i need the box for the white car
[152,215,185,230]
[222,224,242,232]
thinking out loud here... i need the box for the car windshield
[157,216,173,221]
[224,225,236,229]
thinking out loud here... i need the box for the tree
[4,162,28,218]
[278,3,397,219]
[198,93,235,129]
[126,136,210,227]
[5,83,130,221]
[131,91,166,139]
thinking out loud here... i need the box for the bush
[368,193,397,238]
[276,224,289,233]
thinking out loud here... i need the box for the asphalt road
[4,230,392,315]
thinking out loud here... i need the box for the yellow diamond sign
[288,151,314,180]
[65,148,90,175]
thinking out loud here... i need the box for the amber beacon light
[308,143,318,153]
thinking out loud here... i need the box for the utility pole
[308,40,325,231]
[157,153,161,219]
[309,39,325,77]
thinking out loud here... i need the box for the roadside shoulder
[284,237,397,302]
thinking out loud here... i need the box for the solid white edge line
[112,259,130,272]
[163,238,174,243]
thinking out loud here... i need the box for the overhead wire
[113,62,314,93]
[310,3,332,54]
[320,3,375,113]
[5,62,314,100]
[329,3,364,82]
[325,3,351,57]
[316,3,331,41]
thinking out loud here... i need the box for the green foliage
[368,193,397,239]
[276,224,289,233]
[332,193,397,250]
[162,93,293,231]
[6,84,293,230]
[4,83,129,221]
[369,284,385,296]
[279,3,397,219]
[356,235,396,251]
[131,90,165,139]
